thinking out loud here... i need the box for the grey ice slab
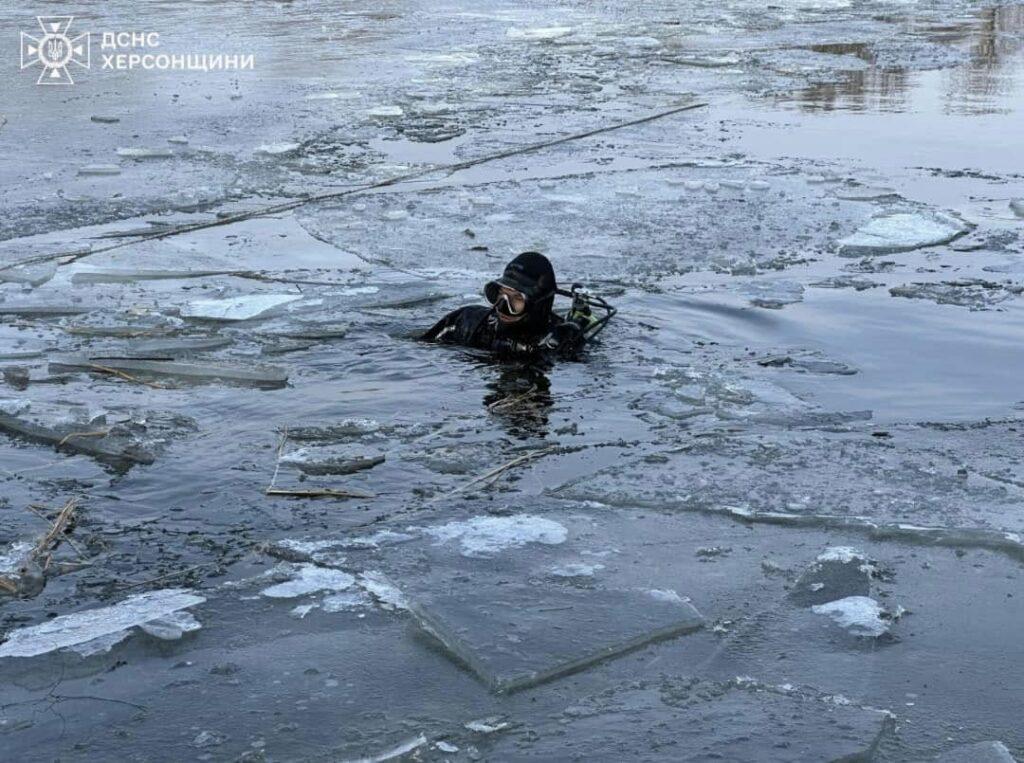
[479,678,893,762]
[409,584,704,693]
[49,356,288,388]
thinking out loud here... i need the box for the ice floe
[0,589,205,658]
[839,211,970,255]
[180,294,303,321]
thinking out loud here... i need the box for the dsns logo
[20,16,91,85]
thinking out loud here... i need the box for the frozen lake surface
[1,0,1023,760]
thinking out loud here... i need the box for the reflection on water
[777,4,1023,114]
[483,364,553,440]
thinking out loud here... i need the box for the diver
[421,251,615,359]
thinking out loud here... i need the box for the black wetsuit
[421,305,584,359]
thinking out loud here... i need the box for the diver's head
[484,252,557,334]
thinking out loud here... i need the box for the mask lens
[488,285,528,316]
[505,289,527,314]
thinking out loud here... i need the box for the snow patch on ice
[812,596,889,637]
[260,564,355,599]
[421,515,568,556]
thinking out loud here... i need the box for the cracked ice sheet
[312,508,707,693]
[295,166,870,283]
[552,427,1024,536]
[0,589,205,658]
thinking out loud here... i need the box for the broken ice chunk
[353,735,427,762]
[281,446,385,476]
[839,211,970,255]
[180,294,303,321]
[0,588,205,658]
[291,602,319,619]
[254,142,299,156]
[0,407,155,465]
[48,357,288,388]
[72,268,238,285]
[139,610,202,641]
[409,584,703,693]
[0,345,48,360]
[116,147,174,159]
[1010,199,1024,219]
[465,717,510,734]
[506,26,573,41]
[69,629,133,657]
[421,515,568,557]
[260,564,355,599]
[791,547,874,607]
[126,336,233,357]
[811,596,890,638]
[0,262,57,287]
[77,164,122,176]
[367,105,405,118]
[833,186,900,202]
[0,304,91,317]
[889,280,1021,311]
